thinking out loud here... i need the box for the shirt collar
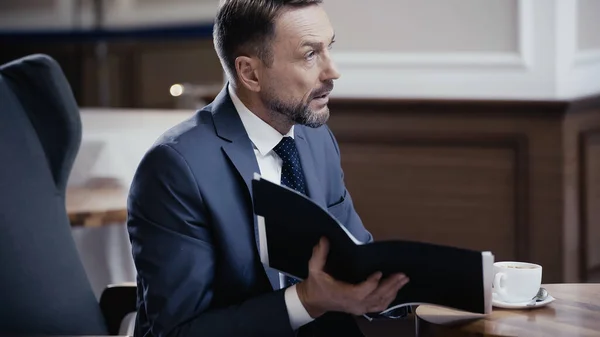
[228,83,294,156]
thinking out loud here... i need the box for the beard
[261,80,334,128]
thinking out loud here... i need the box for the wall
[323,0,600,100]
[555,0,600,99]
[2,0,599,101]
[577,0,600,51]
[327,0,519,53]
[324,0,542,99]
[0,0,224,109]
[0,0,219,29]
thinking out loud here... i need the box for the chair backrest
[0,54,108,335]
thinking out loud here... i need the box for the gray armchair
[0,54,136,335]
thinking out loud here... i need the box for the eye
[305,50,316,60]
[328,40,336,50]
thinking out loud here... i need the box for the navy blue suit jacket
[127,86,372,337]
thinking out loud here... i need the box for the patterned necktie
[273,136,307,195]
[273,136,306,287]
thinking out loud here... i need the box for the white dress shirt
[228,84,315,330]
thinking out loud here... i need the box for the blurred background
[1,0,599,298]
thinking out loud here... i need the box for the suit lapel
[221,141,269,270]
[295,127,327,209]
[222,142,260,206]
[212,86,262,250]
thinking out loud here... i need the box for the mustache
[311,80,334,98]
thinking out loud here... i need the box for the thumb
[309,237,330,272]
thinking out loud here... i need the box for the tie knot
[273,136,298,163]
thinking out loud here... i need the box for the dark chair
[0,54,136,335]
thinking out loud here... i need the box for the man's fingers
[367,271,383,283]
[367,290,398,313]
[371,273,407,297]
[382,275,409,304]
[352,271,383,299]
[308,237,329,272]
[305,244,410,317]
[365,274,409,312]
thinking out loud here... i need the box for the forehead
[273,5,334,46]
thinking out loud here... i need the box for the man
[127,0,409,336]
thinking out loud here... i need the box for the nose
[321,55,341,81]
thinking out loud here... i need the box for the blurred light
[170,84,184,97]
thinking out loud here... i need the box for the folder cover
[252,174,494,315]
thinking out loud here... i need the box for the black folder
[251,174,494,315]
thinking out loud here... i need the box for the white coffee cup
[493,261,542,303]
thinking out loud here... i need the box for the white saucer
[492,292,555,309]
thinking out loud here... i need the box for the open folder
[252,174,494,315]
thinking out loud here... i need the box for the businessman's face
[259,5,340,128]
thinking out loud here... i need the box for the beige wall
[0,0,65,29]
[2,0,599,100]
[325,0,518,53]
[578,0,600,50]
[556,0,600,98]
[102,0,218,28]
[326,0,600,100]
[0,0,218,29]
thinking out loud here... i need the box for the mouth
[312,92,330,100]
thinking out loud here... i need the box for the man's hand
[296,237,409,318]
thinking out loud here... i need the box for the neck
[234,86,294,135]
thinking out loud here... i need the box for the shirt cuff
[284,285,314,330]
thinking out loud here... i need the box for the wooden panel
[0,0,55,11]
[327,102,565,281]
[579,129,600,281]
[339,138,521,261]
[137,39,222,108]
[78,39,223,108]
[0,38,222,109]
[0,43,86,100]
[563,101,600,282]
[82,52,124,107]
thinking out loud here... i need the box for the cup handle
[493,272,508,301]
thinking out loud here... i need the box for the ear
[235,56,261,92]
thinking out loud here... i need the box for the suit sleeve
[325,127,374,244]
[127,144,294,337]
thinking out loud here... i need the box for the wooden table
[416,283,600,337]
[66,187,128,227]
